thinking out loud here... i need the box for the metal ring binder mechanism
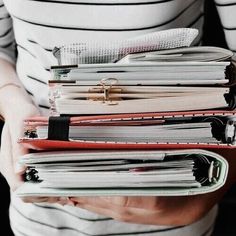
[16,28,236,197]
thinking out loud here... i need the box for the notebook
[15,149,228,197]
[49,46,235,115]
[19,111,236,150]
[117,46,233,63]
[16,29,232,199]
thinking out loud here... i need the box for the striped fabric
[10,197,217,236]
[1,0,206,113]
[215,0,236,51]
[0,0,235,235]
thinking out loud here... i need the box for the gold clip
[88,78,121,105]
[100,78,118,104]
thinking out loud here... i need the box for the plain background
[0,0,236,235]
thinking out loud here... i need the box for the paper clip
[88,78,121,105]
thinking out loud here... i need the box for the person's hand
[0,59,64,204]
[69,193,218,226]
[0,95,40,190]
[69,149,236,226]
[0,99,60,203]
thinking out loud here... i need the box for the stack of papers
[35,122,219,143]
[50,46,234,115]
[17,28,233,198]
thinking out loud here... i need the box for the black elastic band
[48,116,70,141]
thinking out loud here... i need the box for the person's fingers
[0,123,22,191]
[7,105,40,174]
[101,196,164,210]
[70,196,163,211]
[73,201,166,224]
[74,202,126,220]
[21,196,60,204]
[7,119,28,173]
[70,196,197,225]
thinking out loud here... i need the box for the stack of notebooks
[16,28,236,198]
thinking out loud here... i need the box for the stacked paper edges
[16,28,235,198]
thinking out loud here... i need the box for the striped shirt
[0,0,235,235]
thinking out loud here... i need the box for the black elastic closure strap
[48,116,70,141]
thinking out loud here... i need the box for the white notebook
[50,84,229,115]
[16,149,228,197]
[49,45,234,115]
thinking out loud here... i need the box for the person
[0,0,236,235]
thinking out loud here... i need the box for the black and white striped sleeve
[0,0,16,64]
[214,0,236,52]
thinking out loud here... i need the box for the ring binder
[24,153,214,187]
[16,149,228,197]
[21,112,236,146]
